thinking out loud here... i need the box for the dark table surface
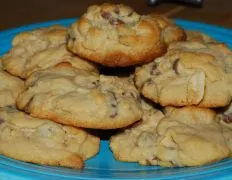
[0,0,231,30]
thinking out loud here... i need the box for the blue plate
[0,19,232,180]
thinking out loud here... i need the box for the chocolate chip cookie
[2,25,98,79]
[68,3,185,67]
[17,63,143,129]
[0,106,100,168]
[110,106,230,167]
[0,61,24,107]
[135,41,232,107]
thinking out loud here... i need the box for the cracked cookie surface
[16,63,142,129]
[2,25,98,79]
[110,98,164,164]
[68,3,185,67]
[0,106,100,168]
[110,106,230,167]
[0,61,24,107]
[135,41,232,107]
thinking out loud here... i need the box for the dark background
[0,0,231,30]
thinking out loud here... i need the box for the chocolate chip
[114,7,120,14]
[169,160,175,166]
[145,79,153,85]
[109,91,118,118]
[92,80,100,86]
[222,113,232,123]
[152,156,161,161]
[0,117,5,125]
[128,11,134,17]
[129,92,135,98]
[67,34,76,41]
[151,63,157,71]
[128,91,140,101]
[150,62,160,76]
[101,12,111,20]
[145,159,152,165]
[173,59,180,75]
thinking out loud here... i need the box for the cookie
[154,106,229,167]
[217,103,232,154]
[110,98,164,164]
[186,30,216,43]
[16,63,143,129]
[0,106,100,168]
[219,121,232,155]
[110,106,230,167]
[0,62,24,107]
[2,25,98,79]
[67,3,185,67]
[148,13,186,45]
[135,41,232,107]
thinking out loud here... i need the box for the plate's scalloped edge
[175,19,232,45]
[175,19,232,35]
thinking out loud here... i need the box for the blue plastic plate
[0,19,232,180]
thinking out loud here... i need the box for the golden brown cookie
[16,63,143,129]
[110,106,230,167]
[110,99,164,164]
[0,61,24,107]
[217,102,232,155]
[0,107,100,168]
[135,41,232,108]
[2,25,98,79]
[154,106,229,167]
[68,3,185,67]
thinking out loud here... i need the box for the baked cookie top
[0,106,100,168]
[2,25,98,79]
[110,98,165,164]
[16,63,143,129]
[135,41,232,107]
[186,30,216,43]
[154,106,229,167]
[0,61,24,107]
[110,106,230,167]
[67,3,185,67]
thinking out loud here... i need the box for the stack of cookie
[0,3,232,169]
[110,23,232,166]
[0,26,101,169]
